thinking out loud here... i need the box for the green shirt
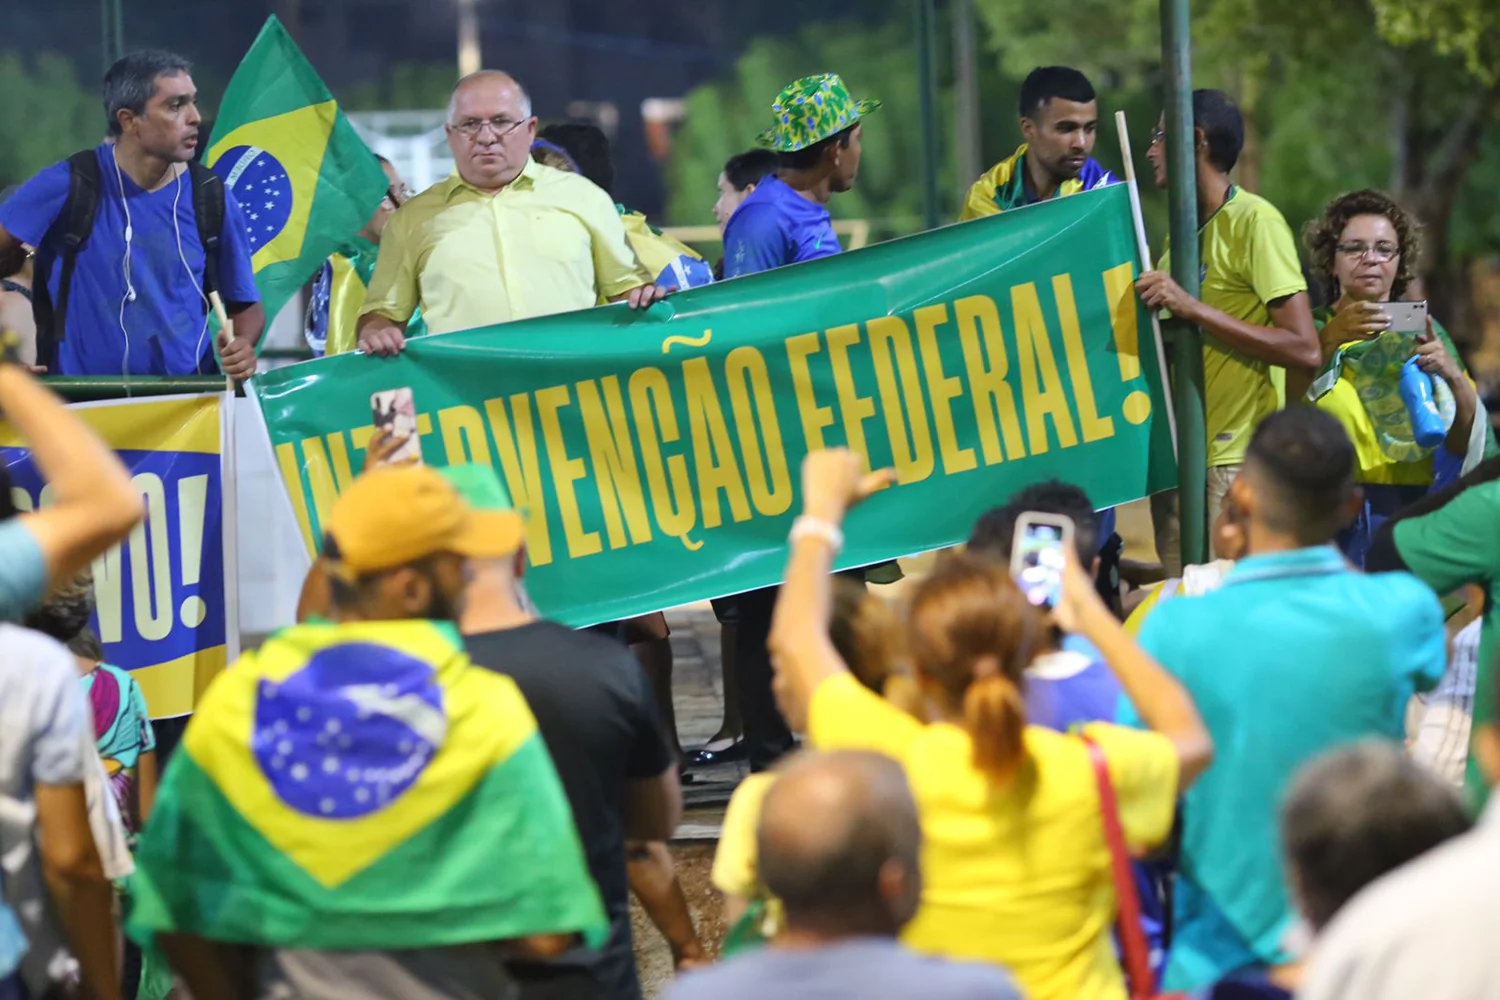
[1393,479,1500,809]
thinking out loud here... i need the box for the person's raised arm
[0,361,143,591]
[767,450,895,722]
[1053,553,1215,787]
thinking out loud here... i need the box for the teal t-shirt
[1135,546,1447,990]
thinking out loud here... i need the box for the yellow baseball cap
[323,464,524,579]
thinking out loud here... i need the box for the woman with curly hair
[1302,189,1494,565]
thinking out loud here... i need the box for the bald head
[446,71,537,191]
[447,71,532,122]
[757,750,922,938]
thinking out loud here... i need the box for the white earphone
[110,146,212,377]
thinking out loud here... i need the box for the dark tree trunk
[1388,71,1500,349]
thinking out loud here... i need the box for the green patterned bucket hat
[756,73,881,152]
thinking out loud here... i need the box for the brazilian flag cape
[207,15,388,328]
[127,620,606,949]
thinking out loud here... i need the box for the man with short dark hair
[960,65,1117,219]
[445,464,688,999]
[1134,406,1447,991]
[722,73,878,280]
[719,73,883,773]
[968,482,1120,731]
[1137,88,1320,573]
[0,50,262,377]
[666,751,1020,1000]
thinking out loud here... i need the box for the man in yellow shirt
[958,66,1117,220]
[1135,89,1319,572]
[357,71,665,355]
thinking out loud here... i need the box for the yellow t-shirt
[1158,188,1307,467]
[809,673,1179,1000]
[361,157,651,336]
[710,772,777,900]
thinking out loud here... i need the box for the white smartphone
[1010,512,1074,610]
[370,387,423,465]
[1383,300,1428,334]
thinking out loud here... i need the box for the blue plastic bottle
[1399,356,1447,449]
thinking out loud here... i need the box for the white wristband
[789,515,844,553]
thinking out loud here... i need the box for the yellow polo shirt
[1158,188,1306,467]
[361,157,652,336]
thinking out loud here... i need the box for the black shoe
[687,739,747,767]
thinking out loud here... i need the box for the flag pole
[1115,110,1179,460]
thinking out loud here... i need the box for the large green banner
[252,184,1176,626]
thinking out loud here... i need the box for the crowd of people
[0,35,1497,1000]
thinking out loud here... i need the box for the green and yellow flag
[127,620,606,949]
[207,16,388,325]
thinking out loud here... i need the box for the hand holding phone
[1009,512,1074,610]
[1382,300,1428,334]
[370,388,422,466]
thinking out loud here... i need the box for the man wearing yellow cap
[134,464,608,999]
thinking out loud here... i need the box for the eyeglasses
[1149,128,1166,146]
[1335,241,1400,262]
[449,116,531,139]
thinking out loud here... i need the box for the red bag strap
[1083,732,1156,1000]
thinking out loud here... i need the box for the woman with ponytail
[769,450,1215,1000]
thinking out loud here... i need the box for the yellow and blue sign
[0,394,231,718]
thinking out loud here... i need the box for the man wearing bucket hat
[722,72,879,280]
[446,463,688,1000]
[720,72,882,774]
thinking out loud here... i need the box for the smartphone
[1010,512,1074,610]
[370,387,423,465]
[1383,300,1428,334]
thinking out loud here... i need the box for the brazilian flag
[207,16,388,327]
[127,619,607,949]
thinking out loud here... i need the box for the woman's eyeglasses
[1335,241,1400,263]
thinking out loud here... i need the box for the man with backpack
[0,50,262,378]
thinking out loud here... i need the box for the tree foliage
[1372,0,1500,84]
[664,19,973,238]
[0,53,104,188]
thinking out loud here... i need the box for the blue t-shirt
[1025,639,1126,732]
[722,176,841,278]
[1135,545,1446,991]
[0,145,259,376]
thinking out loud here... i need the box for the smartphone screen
[1010,513,1073,609]
[370,388,423,465]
